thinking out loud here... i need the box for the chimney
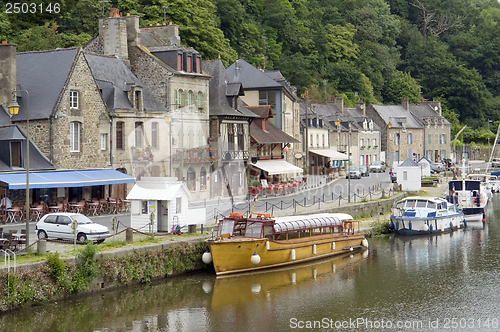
[356,97,366,116]
[234,59,241,82]
[99,9,130,67]
[0,41,16,110]
[125,13,141,47]
[149,23,181,46]
[333,97,344,114]
[401,97,409,110]
[421,100,441,116]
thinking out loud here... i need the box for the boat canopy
[274,215,342,233]
[449,180,480,191]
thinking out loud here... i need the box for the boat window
[396,201,405,209]
[218,219,235,236]
[427,202,436,209]
[263,225,273,239]
[436,203,443,210]
[405,200,416,208]
[245,222,263,238]
[416,200,427,208]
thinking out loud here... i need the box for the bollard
[188,225,196,234]
[38,239,46,254]
[126,228,133,242]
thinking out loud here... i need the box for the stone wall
[50,51,110,169]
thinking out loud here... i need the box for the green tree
[384,71,421,105]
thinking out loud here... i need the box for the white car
[36,213,109,243]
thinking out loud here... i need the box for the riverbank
[0,175,450,311]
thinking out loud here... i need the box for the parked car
[430,162,444,173]
[36,213,109,243]
[359,165,370,177]
[369,161,386,173]
[347,166,362,179]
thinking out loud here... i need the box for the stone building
[366,100,424,167]
[203,59,257,198]
[226,59,302,169]
[408,101,451,162]
[84,10,211,200]
[0,42,134,203]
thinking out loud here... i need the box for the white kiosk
[126,177,206,233]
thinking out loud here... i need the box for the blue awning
[0,169,136,189]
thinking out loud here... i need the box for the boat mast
[486,122,500,173]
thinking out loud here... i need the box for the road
[3,172,393,246]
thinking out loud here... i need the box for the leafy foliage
[3,0,500,141]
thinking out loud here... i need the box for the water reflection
[2,196,500,332]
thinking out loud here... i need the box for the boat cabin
[394,197,457,217]
[217,213,352,241]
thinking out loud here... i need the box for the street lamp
[8,88,30,248]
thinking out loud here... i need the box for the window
[187,90,193,108]
[197,91,203,111]
[316,134,319,146]
[435,134,438,144]
[237,124,244,151]
[428,134,431,144]
[200,167,207,190]
[135,122,143,147]
[176,197,181,214]
[373,139,377,146]
[407,133,413,144]
[11,141,21,167]
[187,54,192,72]
[360,139,364,147]
[258,90,276,108]
[228,123,235,150]
[322,134,325,147]
[70,91,78,109]
[152,122,159,149]
[116,121,124,150]
[177,89,184,107]
[100,134,107,151]
[70,122,80,152]
[394,133,400,145]
[310,134,313,147]
[134,90,141,109]
[403,171,408,181]
[441,134,446,144]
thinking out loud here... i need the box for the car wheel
[38,230,47,239]
[77,233,87,242]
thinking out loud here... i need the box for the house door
[158,200,169,232]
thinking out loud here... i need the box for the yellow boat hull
[208,233,366,275]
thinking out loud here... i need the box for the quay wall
[0,193,406,312]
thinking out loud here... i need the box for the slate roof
[399,158,419,167]
[12,48,78,121]
[246,105,299,144]
[85,54,166,112]
[226,58,282,89]
[203,59,257,118]
[0,124,54,171]
[370,104,422,129]
[409,104,450,124]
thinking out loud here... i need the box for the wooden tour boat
[203,212,368,276]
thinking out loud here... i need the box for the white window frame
[70,122,80,152]
[70,90,78,109]
[100,133,107,151]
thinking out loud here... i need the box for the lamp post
[8,88,29,247]
[347,120,351,203]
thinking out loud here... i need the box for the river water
[2,197,500,332]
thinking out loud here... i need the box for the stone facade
[17,51,110,170]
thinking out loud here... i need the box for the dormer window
[363,120,367,130]
[70,90,78,109]
[369,120,373,130]
[177,53,183,71]
[187,54,192,72]
[11,141,21,167]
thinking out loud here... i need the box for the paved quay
[1,173,451,259]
